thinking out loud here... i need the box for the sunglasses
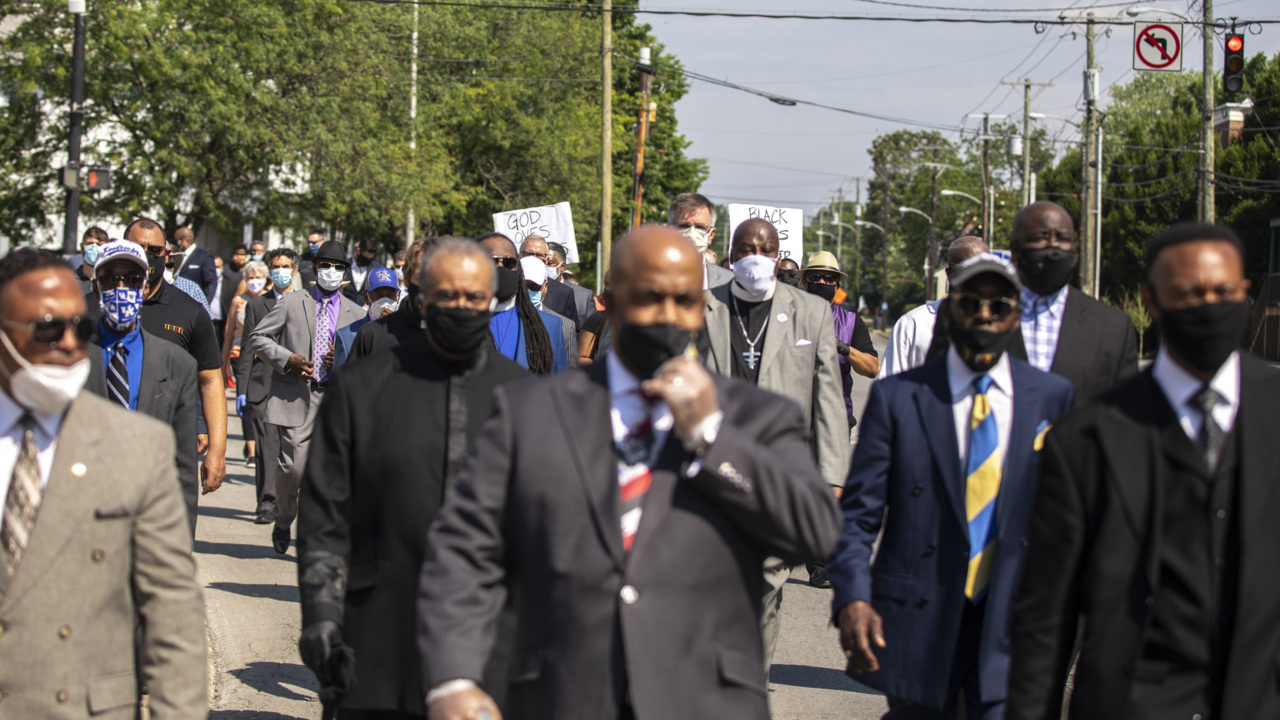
[806,272,841,285]
[0,315,94,345]
[492,256,519,270]
[777,268,799,279]
[140,244,167,257]
[97,271,147,290]
[316,261,347,271]
[950,293,1019,321]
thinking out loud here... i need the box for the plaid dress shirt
[1020,285,1068,373]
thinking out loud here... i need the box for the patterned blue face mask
[100,287,145,333]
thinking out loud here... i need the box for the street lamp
[1125,5,1194,23]
[900,206,942,300]
[898,206,930,222]
[939,189,981,205]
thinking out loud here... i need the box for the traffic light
[83,167,112,192]
[1223,33,1245,94]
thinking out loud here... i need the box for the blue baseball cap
[367,266,399,292]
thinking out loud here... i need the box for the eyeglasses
[0,315,94,345]
[491,256,519,270]
[777,268,799,279]
[96,271,147,290]
[316,261,347,272]
[521,251,547,261]
[140,244,167,257]
[806,272,841,285]
[950,292,1019,321]
[676,222,713,234]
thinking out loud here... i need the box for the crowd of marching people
[0,189,1272,720]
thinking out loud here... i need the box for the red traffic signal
[1223,34,1245,94]
[83,167,111,192]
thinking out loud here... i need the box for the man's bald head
[174,227,194,248]
[1012,202,1076,250]
[609,225,704,332]
[947,236,988,268]
[729,218,780,262]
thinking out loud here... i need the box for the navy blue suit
[828,353,1074,713]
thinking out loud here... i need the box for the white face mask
[0,330,90,416]
[369,297,397,318]
[681,226,712,253]
[732,254,778,296]
[317,267,344,292]
[246,278,267,294]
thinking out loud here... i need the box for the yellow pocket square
[1034,421,1052,452]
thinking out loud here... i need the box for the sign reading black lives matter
[492,202,578,263]
[1133,21,1182,72]
[726,204,804,264]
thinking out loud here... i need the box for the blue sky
[645,0,1280,216]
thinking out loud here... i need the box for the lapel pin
[71,463,87,477]
[777,313,788,323]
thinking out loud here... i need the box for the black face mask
[1158,300,1249,374]
[1016,247,1079,296]
[616,322,693,380]
[147,254,165,288]
[806,283,837,302]
[424,305,493,357]
[948,321,1016,372]
[495,267,520,302]
[355,253,372,267]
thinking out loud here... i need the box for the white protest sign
[726,204,804,264]
[492,202,578,264]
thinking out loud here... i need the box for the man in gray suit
[0,250,206,719]
[669,192,734,289]
[702,218,850,673]
[249,240,365,554]
[82,240,201,536]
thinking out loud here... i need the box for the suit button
[924,544,936,556]
[917,596,928,607]
[911,484,923,497]
[91,549,104,562]
[55,690,68,703]
[620,585,639,605]
[1145,596,1155,607]
[58,625,70,639]
[1020,537,1030,548]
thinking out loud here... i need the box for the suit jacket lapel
[703,287,731,375]
[1049,289,1087,376]
[0,394,104,611]
[302,291,317,345]
[136,333,170,417]
[553,362,625,571]
[758,287,794,388]
[913,362,968,533]
[1235,355,1280,579]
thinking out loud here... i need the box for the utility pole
[406,2,418,250]
[1003,78,1053,207]
[629,48,654,229]
[62,0,88,255]
[1200,0,1215,222]
[981,113,991,245]
[927,149,939,301]
[835,185,844,268]
[818,206,826,254]
[853,178,862,286]
[1080,12,1098,296]
[599,0,613,282]
[880,179,891,324]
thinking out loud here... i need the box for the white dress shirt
[0,388,64,502]
[947,346,1014,476]
[607,351,673,451]
[210,272,225,321]
[879,299,942,379]
[1152,347,1241,442]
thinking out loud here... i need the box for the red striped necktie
[617,391,656,553]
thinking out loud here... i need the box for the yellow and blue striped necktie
[964,374,1001,601]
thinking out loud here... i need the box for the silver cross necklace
[730,294,769,370]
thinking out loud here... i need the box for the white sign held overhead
[492,202,578,264]
[1133,22,1183,72]
[726,204,804,264]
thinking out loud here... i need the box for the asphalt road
[196,330,889,719]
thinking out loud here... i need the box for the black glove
[836,340,851,357]
[299,620,355,689]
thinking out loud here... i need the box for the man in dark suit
[1009,223,1274,720]
[520,235,580,330]
[216,249,245,347]
[342,237,381,305]
[418,225,841,720]
[296,238,528,718]
[173,226,218,302]
[1006,202,1138,402]
[83,240,202,536]
[548,241,597,326]
[237,248,298,523]
[830,253,1075,720]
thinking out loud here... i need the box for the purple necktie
[313,295,334,382]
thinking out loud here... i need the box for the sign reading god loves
[726,204,804,263]
[492,202,578,263]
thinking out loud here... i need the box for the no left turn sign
[1133,22,1183,72]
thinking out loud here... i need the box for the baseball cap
[520,256,548,285]
[948,252,1020,292]
[367,266,399,292]
[94,240,149,274]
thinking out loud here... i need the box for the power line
[839,0,1153,12]
[703,158,852,178]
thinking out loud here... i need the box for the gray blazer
[0,393,207,719]
[703,282,850,487]
[565,280,597,327]
[248,289,365,428]
[86,330,201,536]
[706,260,734,288]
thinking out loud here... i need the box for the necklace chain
[730,294,769,369]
